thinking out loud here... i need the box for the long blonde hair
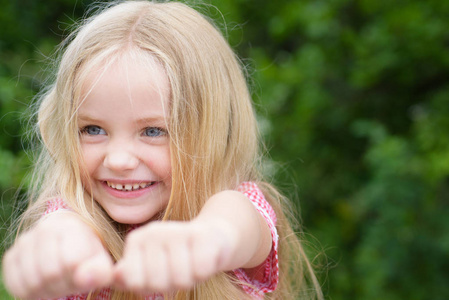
[19,1,323,299]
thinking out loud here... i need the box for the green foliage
[0,269,13,299]
[1,0,448,299]
[210,0,449,298]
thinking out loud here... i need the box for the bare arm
[194,190,272,270]
[114,190,273,293]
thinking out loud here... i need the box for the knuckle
[26,278,44,298]
[61,253,81,271]
[192,262,211,281]
[171,270,193,290]
[15,290,31,300]
[174,278,192,291]
[2,248,14,266]
[41,266,63,283]
[146,269,168,292]
[16,232,30,248]
[128,280,145,293]
[126,230,143,245]
[149,278,169,292]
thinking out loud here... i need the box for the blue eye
[143,127,166,137]
[81,125,106,135]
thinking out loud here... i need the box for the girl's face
[77,55,172,224]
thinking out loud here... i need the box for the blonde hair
[19,1,323,299]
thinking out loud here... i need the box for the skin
[2,55,272,299]
[78,55,172,225]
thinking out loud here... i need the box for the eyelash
[80,125,105,135]
[79,125,167,137]
[143,127,167,137]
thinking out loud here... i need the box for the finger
[59,232,92,272]
[112,260,127,291]
[17,233,43,298]
[74,250,113,292]
[114,242,145,293]
[143,242,169,292]
[37,232,73,298]
[167,237,193,290]
[2,249,27,299]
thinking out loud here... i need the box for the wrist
[193,214,242,271]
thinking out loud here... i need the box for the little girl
[2,1,323,299]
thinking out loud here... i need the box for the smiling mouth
[106,181,155,191]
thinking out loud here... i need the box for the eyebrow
[135,117,168,126]
[77,115,167,125]
[77,115,98,123]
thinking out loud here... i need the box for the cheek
[79,144,102,178]
[148,146,172,179]
[163,147,172,178]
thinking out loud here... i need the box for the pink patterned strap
[42,286,162,300]
[44,198,71,215]
[234,182,279,298]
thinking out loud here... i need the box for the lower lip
[102,181,158,199]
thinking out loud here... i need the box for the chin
[108,210,155,225]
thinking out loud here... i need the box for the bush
[1,0,448,299]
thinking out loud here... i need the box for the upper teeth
[106,181,152,191]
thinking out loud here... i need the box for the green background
[1,0,449,299]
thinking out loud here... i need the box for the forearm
[193,190,272,271]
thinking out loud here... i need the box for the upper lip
[101,179,155,184]
[104,180,155,191]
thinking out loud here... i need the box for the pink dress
[44,182,279,299]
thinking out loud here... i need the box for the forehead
[77,53,170,120]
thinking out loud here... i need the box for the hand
[2,212,113,300]
[113,219,236,294]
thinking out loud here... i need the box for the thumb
[111,260,127,290]
[73,250,114,291]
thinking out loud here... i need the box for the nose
[103,142,139,172]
